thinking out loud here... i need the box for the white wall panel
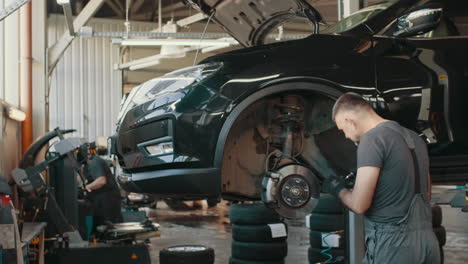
[31,0,47,140]
[0,0,22,178]
[4,0,20,106]
[0,0,4,99]
[48,15,155,141]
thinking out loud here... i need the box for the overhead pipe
[86,31,307,39]
[20,2,33,154]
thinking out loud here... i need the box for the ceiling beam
[58,2,75,36]
[176,12,207,27]
[131,0,145,16]
[161,2,185,13]
[104,0,124,17]
[48,0,106,75]
[113,0,125,12]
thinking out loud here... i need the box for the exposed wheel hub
[262,164,320,219]
[280,175,310,207]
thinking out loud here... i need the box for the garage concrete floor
[144,201,468,264]
[441,205,468,264]
[146,201,308,263]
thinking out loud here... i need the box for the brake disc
[262,164,320,219]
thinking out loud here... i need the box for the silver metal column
[348,211,365,264]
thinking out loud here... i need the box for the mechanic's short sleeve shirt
[86,156,106,181]
[357,121,429,223]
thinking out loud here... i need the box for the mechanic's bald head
[332,92,374,121]
[332,92,381,143]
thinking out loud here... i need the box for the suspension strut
[261,95,321,219]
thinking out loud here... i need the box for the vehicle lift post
[347,211,366,264]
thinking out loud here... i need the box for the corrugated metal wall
[0,0,22,180]
[0,0,4,101]
[48,15,156,141]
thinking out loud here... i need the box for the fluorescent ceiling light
[118,38,237,46]
[201,44,231,53]
[118,54,163,70]
[160,45,186,58]
[56,0,70,5]
[128,60,161,71]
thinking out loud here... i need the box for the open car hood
[185,0,323,47]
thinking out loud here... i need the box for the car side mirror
[394,8,442,37]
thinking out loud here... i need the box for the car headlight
[116,62,223,130]
[145,142,174,156]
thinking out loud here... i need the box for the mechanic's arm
[338,166,380,214]
[85,176,107,192]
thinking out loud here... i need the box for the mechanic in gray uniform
[79,143,123,227]
[328,92,440,263]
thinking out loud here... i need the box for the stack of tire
[306,194,346,264]
[160,245,215,264]
[432,204,446,264]
[229,203,288,264]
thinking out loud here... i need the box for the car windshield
[322,3,392,34]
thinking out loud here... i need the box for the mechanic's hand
[77,187,87,199]
[325,174,346,198]
[344,172,356,189]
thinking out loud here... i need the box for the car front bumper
[117,167,221,198]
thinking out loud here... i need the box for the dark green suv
[114,0,468,218]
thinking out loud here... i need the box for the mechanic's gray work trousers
[362,194,440,264]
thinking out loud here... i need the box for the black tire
[159,245,214,264]
[149,201,158,209]
[308,247,345,263]
[309,230,322,248]
[207,198,219,208]
[232,224,288,242]
[307,213,345,232]
[312,194,344,214]
[433,226,446,246]
[432,205,442,227]
[230,203,281,225]
[164,200,193,211]
[231,241,287,261]
[229,257,285,264]
[309,230,344,249]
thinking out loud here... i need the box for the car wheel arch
[214,80,346,197]
[214,80,344,168]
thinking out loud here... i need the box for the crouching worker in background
[78,143,122,228]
